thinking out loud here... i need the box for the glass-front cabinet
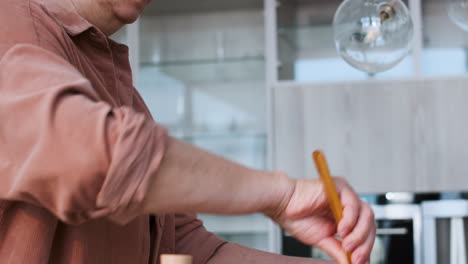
[421,0,468,76]
[126,0,270,251]
[276,0,414,82]
[273,0,468,82]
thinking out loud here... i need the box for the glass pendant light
[448,0,468,31]
[333,0,414,74]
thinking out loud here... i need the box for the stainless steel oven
[281,194,427,264]
[280,192,468,263]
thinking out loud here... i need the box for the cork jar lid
[160,254,192,264]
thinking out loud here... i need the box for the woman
[0,0,375,263]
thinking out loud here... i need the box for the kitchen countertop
[360,191,468,205]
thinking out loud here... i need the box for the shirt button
[158,215,165,227]
[89,31,98,38]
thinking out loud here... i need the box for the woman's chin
[115,7,142,24]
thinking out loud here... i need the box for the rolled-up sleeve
[0,44,167,225]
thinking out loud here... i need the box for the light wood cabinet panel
[273,76,468,193]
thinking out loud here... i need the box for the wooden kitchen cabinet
[273,76,468,194]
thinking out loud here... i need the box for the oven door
[372,219,414,264]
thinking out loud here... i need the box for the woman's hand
[143,137,374,264]
[267,176,376,264]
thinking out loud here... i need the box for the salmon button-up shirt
[0,0,226,263]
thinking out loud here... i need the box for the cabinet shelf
[178,131,266,141]
[277,24,336,57]
[143,0,263,15]
[178,132,267,170]
[140,56,265,84]
[198,214,269,234]
[142,56,264,67]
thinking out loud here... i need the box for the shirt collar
[39,0,94,37]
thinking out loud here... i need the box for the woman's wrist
[262,171,296,221]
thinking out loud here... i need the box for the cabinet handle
[285,227,408,237]
[376,227,408,236]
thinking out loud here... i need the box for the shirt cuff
[91,107,168,224]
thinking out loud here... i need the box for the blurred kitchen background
[111,0,468,263]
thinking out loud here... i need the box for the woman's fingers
[334,178,361,238]
[342,202,375,256]
[351,220,376,264]
[316,236,351,264]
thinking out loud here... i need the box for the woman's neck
[54,0,124,36]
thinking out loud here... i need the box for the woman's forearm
[207,243,334,264]
[143,137,295,216]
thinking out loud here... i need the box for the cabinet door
[273,76,468,193]
[135,1,270,251]
[421,0,468,77]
